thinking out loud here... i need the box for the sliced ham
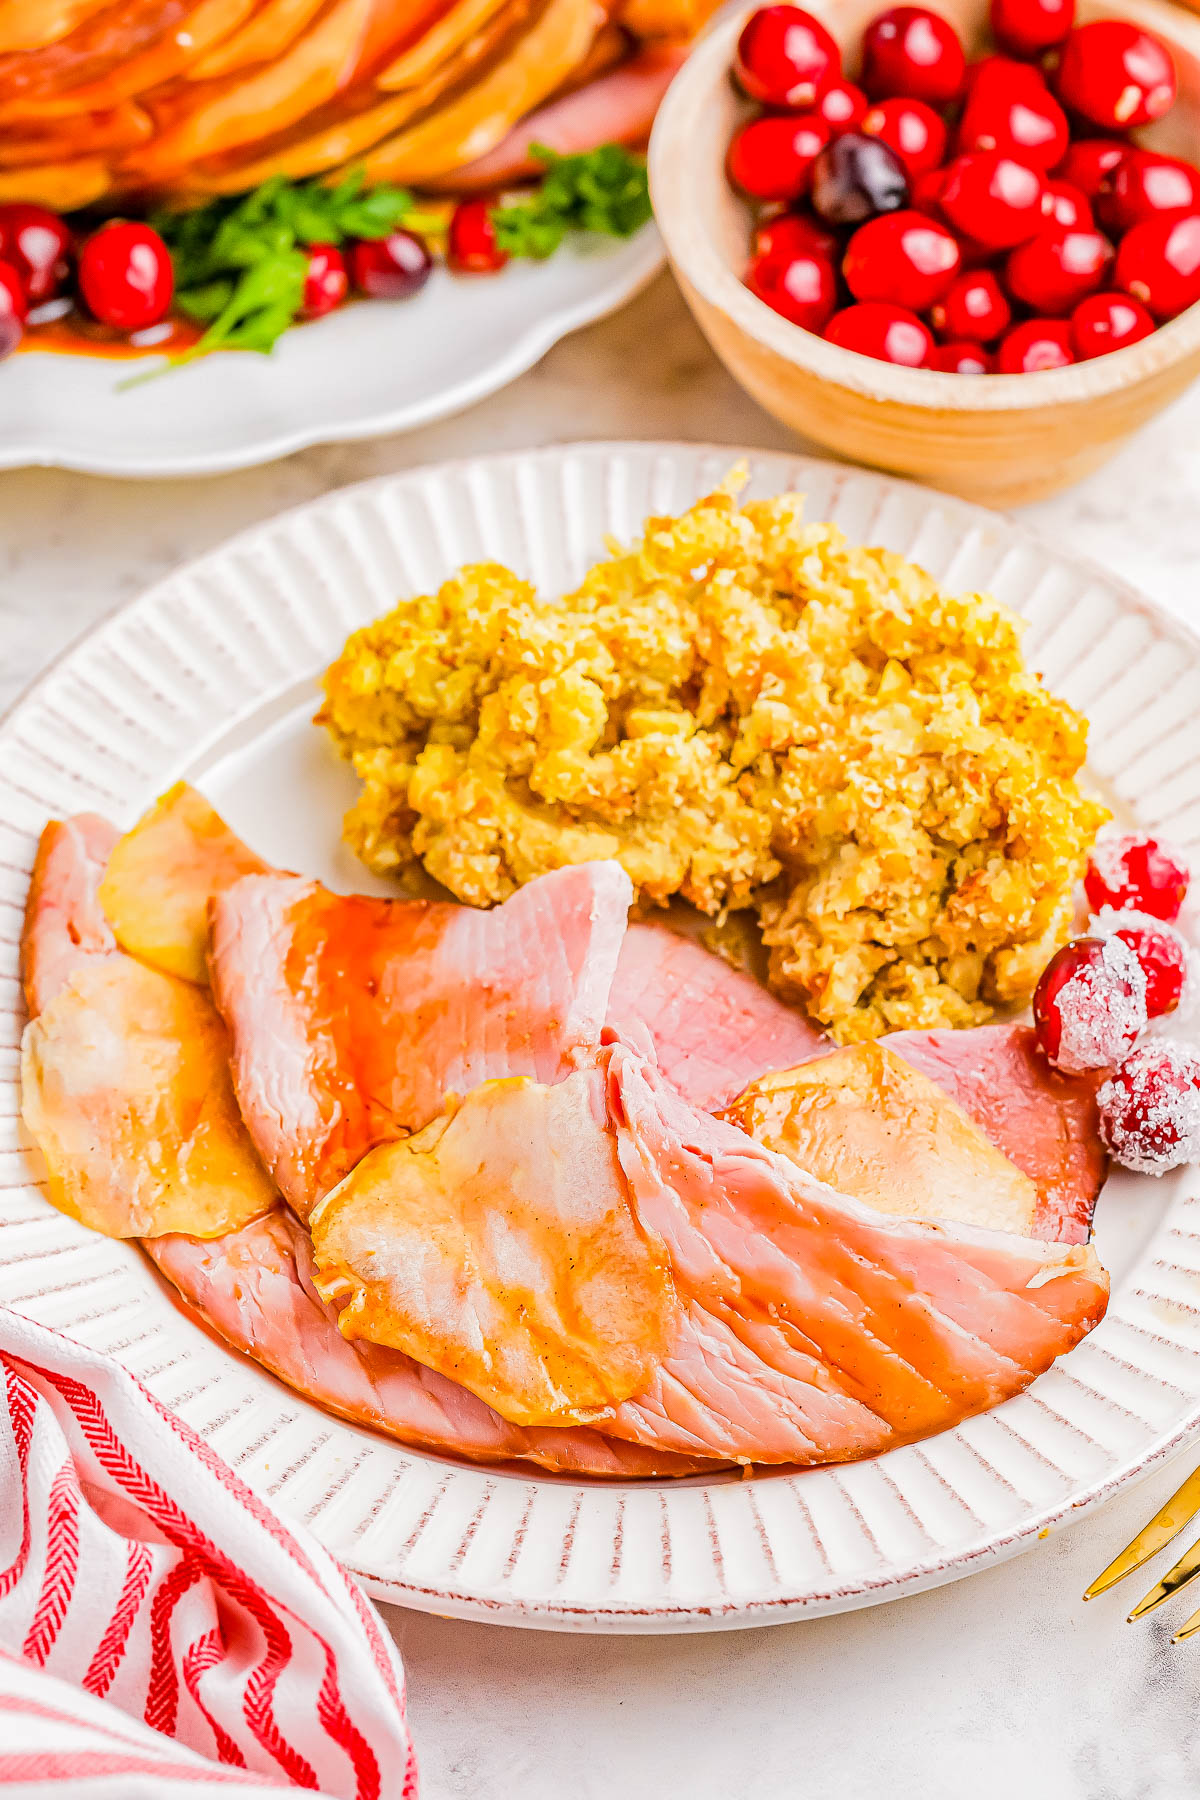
[606,922,826,1111]
[209,861,633,1215]
[143,1210,712,1479]
[20,812,118,1018]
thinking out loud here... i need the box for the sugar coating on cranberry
[1033,934,1147,1073]
[1089,907,1191,1019]
[1098,1040,1200,1175]
[1084,831,1190,922]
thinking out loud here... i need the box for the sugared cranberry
[861,6,966,105]
[0,258,28,328]
[861,97,947,176]
[844,209,960,308]
[957,75,1069,170]
[727,113,831,201]
[910,167,947,216]
[0,204,71,303]
[351,229,435,295]
[1042,180,1093,230]
[810,132,909,224]
[1098,1041,1200,1175]
[1115,215,1200,322]
[1053,138,1127,200]
[1033,935,1147,1073]
[1103,150,1200,234]
[745,245,838,330]
[753,211,839,262]
[448,200,508,273]
[930,341,994,371]
[77,221,173,330]
[734,4,841,107]
[990,0,1074,58]
[1084,832,1189,922]
[824,300,933,364]
[996,316,1076,370]
[1072,290,1155,358]
[1053,21,1176,130]
[299,243,348,319]
[940,152,1046,249]
[816,78,869,131]
[1091,910,1190,1018]
[1005,224,1113,314]
[931,269,1011,341]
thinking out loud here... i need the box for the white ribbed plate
[3,441,1200,1634]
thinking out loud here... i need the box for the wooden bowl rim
[648,0,1200,414]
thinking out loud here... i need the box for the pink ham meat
[143,1210,713,1479]
[20,813,119,1018]
[438,43,686,190]
[885,1027,1107,1245]
[209,862,634,1215]
[606,923,826,1111]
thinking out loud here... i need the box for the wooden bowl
[648,0,1200,506]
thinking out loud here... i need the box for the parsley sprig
[491,143,652,259]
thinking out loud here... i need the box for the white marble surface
[5,270,1200,1799]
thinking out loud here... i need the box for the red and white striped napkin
[0,1306,418,1798]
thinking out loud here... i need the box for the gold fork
[1085,1464,1200,1641]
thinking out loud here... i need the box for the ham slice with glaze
[20,812,119,1017]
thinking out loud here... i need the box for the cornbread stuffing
[318,478,1107,1042]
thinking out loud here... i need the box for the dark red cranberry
[930,340,994,371]
[351,229,435,296]
[957,73,1069,170]
[745,245,838,330]
[734,4,841,107]
[447,200,508,273]
[996,316,1075,370]
[844,209,960,309]
[0,258,28,328]
[1098,1042,1200,1176]
[1085,833,1189,921]
[810,132,909,224]
[931,269,1011,341]
[861,6,966,105]
[0,203,71,303]
[1071,290,1155,358]
[1053,137,1127,199]
[299,243,348,319]
[1053,21,1176,130]
[1110,921,1188,1018]
[77,221,173,330]
[939,152,1046,249]
[990,0,1073,57]
[727,113,831,201]
[1033,935,1146,1072]
[815,78,869,132]
[753,211,839,262]
[861,97,946,176]
[824,300,933,364]
[909,167,947,216]
[1042,180,1093,230]
[1006,224,1113,314]
[1115,214,1200,321]
[1103,150,1200,234]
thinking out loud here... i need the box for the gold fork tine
[1172,1601,1200,1643]
[1127,1533,1200,1622]
[1084,1464,1200,1601]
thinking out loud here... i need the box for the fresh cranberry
[0,258,28,327]
[1006,224,1113,314]
[1042,180,1093,230]
[753,211,839,262]
[957,74,1069,170]
[815,78,869,132]
[1033,935,1147,1073]
[77,222,173,331]
[1053,138,1127,200]
[940,152,1046,249]
[931,269,1011,341]
[447,200,508,273]
[861,6,966,104]
[727,113,831,201]
[990,0,1074,58]
[1098,916,1190,1018]
[350,230,434,296]
[909,167,947,216]
[0,204,71,303]
[1084,832,1189,922]
[810,132,910,224]
[1072,290,1155,358]
[996,316,1076,370]
[930,341,994,371]
[734,4,841,107]
[299,243,348,319]
[843,209,960,308]
[963,52,1047,97]
[1097,1041,1200,1175]
[745,245,838,329]
[1115,215,1200,322]
[824,300,933,364]
[861,97,946,176]
[1103,150,1200,234]
[1053,21,1176,130]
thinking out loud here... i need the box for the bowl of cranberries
[647,0,1200,506]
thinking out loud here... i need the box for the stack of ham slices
[19,783,1111,1479]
